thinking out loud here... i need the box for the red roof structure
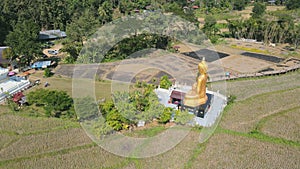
[170,90,185,100]
[13,92,24,102]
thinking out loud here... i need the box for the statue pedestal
[181,105,207,118]
[181,93,212,118]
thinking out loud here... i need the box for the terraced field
[0,70,299,168]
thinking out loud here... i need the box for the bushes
[160,75,172,89]
[174,110,194,125]
[44,68,53,77]
[158,107,172,124]
[27,89,75,119]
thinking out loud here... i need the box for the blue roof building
[31,61,51,69]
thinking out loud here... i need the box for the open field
[191,133,300,169]
[0,128,91,161]
[1,61,300,168]
[220,87,300,133]
[261,107,300,142]
[29,71,112,100]
[0,114,78,135]
[226,70,300,100]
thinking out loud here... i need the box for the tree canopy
[5,19,41,66]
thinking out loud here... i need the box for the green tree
[159,107,172,124]
[290,24,300,49]
[0,16,11,46]
[66,9,100,45]
[75,97,100,121]
[106,109,128,131]
[233,0,246,11]
[98,1,113,25]
[44,68,52,77]
[285,0,300,10]
[2,48,15,63]
[159,75,172,89]
[174,110,194,125]
[203,15,220,43]
[5,19,41,66]
[27,89,74,118]
[251,2,266,18]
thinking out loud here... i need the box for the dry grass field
[0,65,299,168]
[261,107,300,142]
[220,87,300,133]
[29,71,112,100]
[191,133,300,169]
[226,70,300,101]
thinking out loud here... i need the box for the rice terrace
[0,0,300,168]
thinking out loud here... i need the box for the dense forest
[0,0,299,65]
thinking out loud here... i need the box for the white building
[0,67,30,102]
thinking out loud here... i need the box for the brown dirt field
[0,128,92,161]
[220,87,300,133]
[261,107,300,142]
[191,133,300,169]
[220,55,273,73]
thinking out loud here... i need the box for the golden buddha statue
[183,58,208,107]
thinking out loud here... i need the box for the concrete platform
[155,88,227,127]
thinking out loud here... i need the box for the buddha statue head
[198,57,207,75]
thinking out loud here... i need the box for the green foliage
[97,83,165,132]
[106,109,128,131]
[5,19,41,66]
[87,117,113,137]
[27,89,75,119]
[159,75,172,89]
[227,95,237,105]
[251,2,266,18]
[2,48,14,62]
[66,9,100,44]
[138,92,165,122]
[286,0,300,10]
[74,97,99,121]
[104,33,171,62]
[0,16,11,46]
[233,0,246,11]
[163,2,197,23]
[7,99,19,112]
[203,15,220,43]
[159,107,172,124]
[174,110,194,125]
[44,68,52,77]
